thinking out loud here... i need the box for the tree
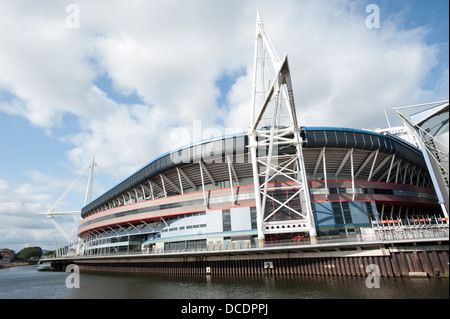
[42,250,55,258]
[15,247,43,261]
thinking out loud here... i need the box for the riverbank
[0,262,30,269]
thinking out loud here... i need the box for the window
[341,202,353,224]
[332,202,344,225]
[365,202,376,221]
[222,209,231,232]
[250,207,257,229]
[373,188,394,195]
[329,188,338,194]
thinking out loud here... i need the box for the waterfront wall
[51,249,449,278]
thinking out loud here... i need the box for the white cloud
[0,179,8,191]
[0,171,84,251]
[0,0,447,250]
[225,0,446,130]
[2,0,444,175]
[0,3,96,129]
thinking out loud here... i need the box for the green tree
[42,250,55,258]
[15,247,43,260]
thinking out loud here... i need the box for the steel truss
[249,13,316,246]
[394,100,449,218]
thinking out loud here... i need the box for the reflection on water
[0,265,448,299]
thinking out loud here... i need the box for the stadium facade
[78,127,441,255]
[75,13,446,256]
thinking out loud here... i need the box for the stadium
[73,14,447,256]
[77,126,442,255]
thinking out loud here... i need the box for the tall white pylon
[39,156,97,244]
[84,155,96,206]
[249,12,317,247]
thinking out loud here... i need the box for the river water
[0,264,448,300]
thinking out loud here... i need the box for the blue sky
[0,0,448,251]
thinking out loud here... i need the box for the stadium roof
[81,126,426,218]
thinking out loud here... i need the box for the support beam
[46,215,75,243]
[322,148,328,198]
[160,217,169,227]
[199,161,208,207]
[159,174,167,197]
[140,220,155,232]
[335,149,352,177]
[350,148,355,200]
[199,161,216,187]
[149,179,164,197]
[369,155,393,181]
[107,226,119,235]
[227,156,240,185]
[313,147,325,176]
[367,150,380,181]
[115,224,128,234]
[402,163,410,184]
[127,222,140,233]
[160,173,182,194]
[134,188,139,202]
[148,181,155,200]
[355,151,377,179]
[381,155,397,182]
[249,134,264,246]
[226,155,236,205]
[176,167,184,195]
[177,167,197,190]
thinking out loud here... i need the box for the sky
[0,0,448,252]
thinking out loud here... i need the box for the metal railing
[367,226,449,241]
[43,224,448,260]
[42,214,449,260]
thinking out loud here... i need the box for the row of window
[161,224,207,233]
[81,192,253,229]
[310,187,436,200]
[165,211,206,221]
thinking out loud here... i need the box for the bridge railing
[46,222,448,259]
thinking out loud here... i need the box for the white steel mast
[249,12,317,247]
[39,156,97,244]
